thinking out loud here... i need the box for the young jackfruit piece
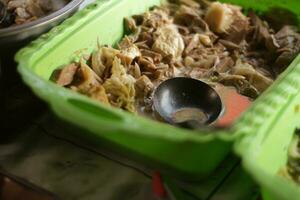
[205,2,235,34]
[117,37,141,66]
[205,2,249,43]
[103,58,136,112]
[78,59,102,91]
[135,75,154,98]
[91,47,120,77]
[179,0,200,8]
[152,24,185,60]
[233,59,273,93]
[86,85,111,106]
[52,63,78,86]
[199,34,212,46]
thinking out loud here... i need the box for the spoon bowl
[153,77,223,128]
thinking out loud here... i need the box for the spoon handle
[215,87,252,128]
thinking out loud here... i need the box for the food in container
[51,0,300,125]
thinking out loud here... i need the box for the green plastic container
[228,1,300,199]
[235,82,300,200]
[15,0,300,180]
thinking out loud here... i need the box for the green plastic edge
[233,56,300,199]
[244,157,300,200]
[234,55,300,153]
[229,0,300,194]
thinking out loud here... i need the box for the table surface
[0,0,259,199]
[0,111,258,200]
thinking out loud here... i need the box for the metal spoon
[153,77,223,129]
[153,77,253,129]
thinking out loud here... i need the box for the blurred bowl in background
[0,0,85,85]
[0,0,84,55]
